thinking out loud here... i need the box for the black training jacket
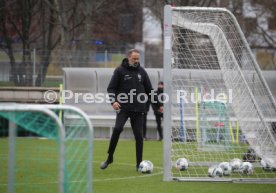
[107,58,154,113]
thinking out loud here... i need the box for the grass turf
[1,138,276,193]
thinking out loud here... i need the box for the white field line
[0,160,163,186]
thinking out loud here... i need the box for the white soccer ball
[240,161,254,175]
[175,158,189,171]
[208,165,223,178]
[229,158,242,172]
[138,160,154,174]
[260,157,276,171]
[218,162,232,176]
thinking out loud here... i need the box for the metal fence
[0,49,127,86]
[0,47,274,87]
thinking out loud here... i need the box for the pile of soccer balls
[208,165,224,177]
[141,156,275,177]
[208,158,254,177]
[260,157,276,171]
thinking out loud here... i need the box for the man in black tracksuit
[100,49,158,171]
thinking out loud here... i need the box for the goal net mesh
[165,6,276,182]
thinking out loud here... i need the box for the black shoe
[136,164,140,172]
[100,160,113,169]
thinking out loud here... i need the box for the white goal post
[163,5,276,183]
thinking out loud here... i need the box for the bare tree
[235,0,276,69]
[18,0,39,86]
[37,0,114,85]
[247,0,276,49]
[0,0,39,86]
[0,0,101,85]
[1,0,144,86]
[35,0,58,86]
[0,0,16,84]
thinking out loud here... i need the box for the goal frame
[163,5,276,183]
[1,104,93,193]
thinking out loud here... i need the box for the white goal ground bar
[174,177,276,184]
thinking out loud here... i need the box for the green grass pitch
[1,138,276,193]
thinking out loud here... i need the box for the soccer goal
[163,5,276,183]
[0,104,93,193]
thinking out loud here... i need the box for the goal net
[0,104,93,193]
[163,5,276,183]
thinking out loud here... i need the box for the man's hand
[158,106,164,113]
[112,102,121,111]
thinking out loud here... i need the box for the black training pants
[107,110,144,167]
[143,112,148,138]
[155,112,163,139]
